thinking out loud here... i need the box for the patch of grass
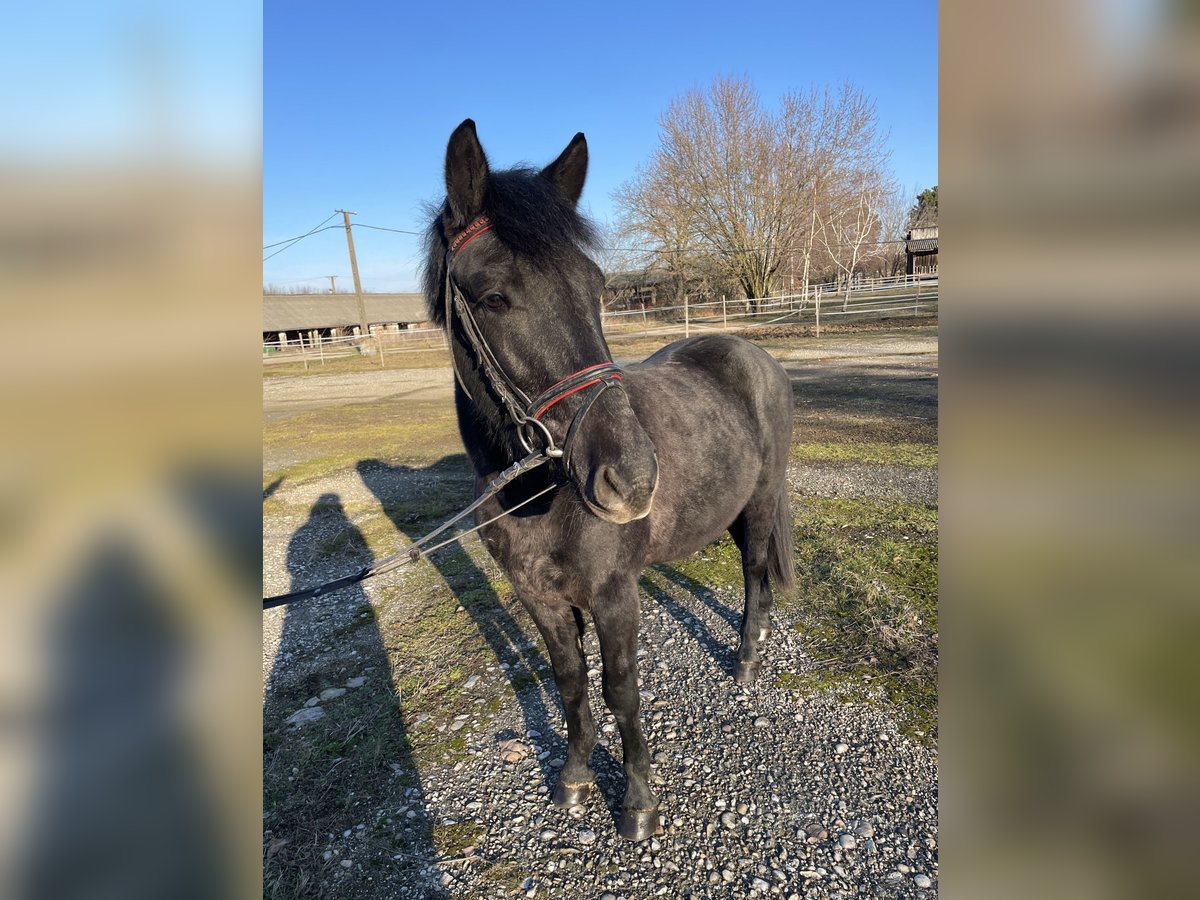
[263,347,451,378]
[263,399,462,486]
[791,441,938,468]
[432,821,483,856]
[669,536,744,587]
[478,857,527,892]
[780,496,938,738]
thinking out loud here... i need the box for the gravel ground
[265,555,937,900]
[263,329,938,898]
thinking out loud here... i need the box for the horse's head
[423,119,657,524]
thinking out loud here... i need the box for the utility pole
[336,210,369,340]
[327,275,338,294]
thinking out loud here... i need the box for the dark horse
[421,120,795,841]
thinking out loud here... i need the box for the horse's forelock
[420,167,597,325]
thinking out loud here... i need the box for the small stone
[720,811,739,830]
[721,868,735,882]
[539,829,557,842]
[600,894,617,900]
[914,874,932,889]
[753,715,771,727]
[567,805,585,819]
[304,696,320,707]
[751,877,770,892]
[885,871,904,883]
[578,828,597,845]
[855,822,874,838]
[339,859,352,868]
[449,720,466,731]
[464,675,480,689]
[736,802,749,815]
[837,834,857,850]
[286,707,325,726]
[323,850,333,861]
[835,742,849,754]
[345,676,366,688]
[465,801,482,812]
[319,687,346,701]
[549,757,565,768]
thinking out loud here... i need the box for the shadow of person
[18,535,228,900]
[264,493,447,898]
[356,456,618,801]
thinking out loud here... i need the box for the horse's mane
[420,166,599,325]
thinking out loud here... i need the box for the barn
[263,292,428,347]
[905,225,939,276]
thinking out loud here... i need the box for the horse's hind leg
[728,497,776,684]
[591,576,659,841]
[522,598,597,806]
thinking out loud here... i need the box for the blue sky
[265,1,937,292]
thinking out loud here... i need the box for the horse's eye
[482,293,506,311]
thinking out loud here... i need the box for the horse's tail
[768,488,796,595]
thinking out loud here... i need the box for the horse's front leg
[520,596,598,806]
[591,575,660,841]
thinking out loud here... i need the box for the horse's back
[624,334,793,562]
[632,333,792,428]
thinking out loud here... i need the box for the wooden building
[905,225,939,275]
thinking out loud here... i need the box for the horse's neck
[454,384,523,474]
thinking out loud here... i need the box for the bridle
[443,215,625,471]
[261,214,628,611]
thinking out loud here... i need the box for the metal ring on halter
[519,416,563,458]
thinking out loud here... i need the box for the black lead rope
[263,451,553,610]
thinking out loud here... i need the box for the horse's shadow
[640,567,739,677]
[265,493,447,898]
[356,456,625,813]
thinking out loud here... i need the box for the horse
[420,120,795,841]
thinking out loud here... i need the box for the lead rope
[263,451,553,609]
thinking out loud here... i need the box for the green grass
[263,399,463,490]
[791,441,938,468]
[781,496,939,738]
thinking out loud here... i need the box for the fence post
[684,292,689,338]
[298,331,310,371]
[815,288,821,338]
[722,294,727,330]
[318,331,325,365]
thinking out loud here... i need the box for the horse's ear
[541,132,588,207]
[444,119,489,225]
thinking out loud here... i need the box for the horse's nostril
[601,465,626,498]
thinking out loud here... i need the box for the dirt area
[263,325,938,899]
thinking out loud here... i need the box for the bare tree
[819,168,891,307]
[614,77,892,307]
[877,184,911,276]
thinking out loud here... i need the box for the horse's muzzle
[584,456,658,524]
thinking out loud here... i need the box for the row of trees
[611,76,926,305]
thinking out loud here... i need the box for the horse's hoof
[734,660,761,684]
[552,780,593,807]
[617,806,660,842]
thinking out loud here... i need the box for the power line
[354,222,424,236]
[267,212,916,266]
[262,213,342,261]
[262,225,341,251]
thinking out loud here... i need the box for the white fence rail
[263,274,937,367]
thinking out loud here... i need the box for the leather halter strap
[443,216,625,463]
